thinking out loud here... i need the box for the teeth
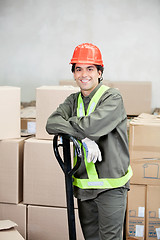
[81,79,89,83]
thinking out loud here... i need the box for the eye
[76,68,81,72]
[88,68,93,71]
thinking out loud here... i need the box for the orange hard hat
[70,43,104,67]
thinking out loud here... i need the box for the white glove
[82,138,102,163]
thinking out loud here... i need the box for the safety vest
[73,85,133,189]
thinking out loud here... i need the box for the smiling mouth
[80,79,90,83]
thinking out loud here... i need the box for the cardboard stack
[126,113,160,240]
[0,87,26,239]
[23,85,84,239]
[0,84,154,239]
[0,85,83,239]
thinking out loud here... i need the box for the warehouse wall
[0,0,160,110]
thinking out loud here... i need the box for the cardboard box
[110,81,152,116]
[28,205,83,240]
[0,138,26,204]
[36,86,79,140]
[134,113,160,121]
[23,138,77,208]
[129,114,160,186]
[146,186,160,240]
[0,220,24,240]
[0,203,26,238]
[0,86,21,140]
[129,120,160,160]
[126,184,146,239]
[130,158,160,186]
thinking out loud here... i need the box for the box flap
[0,220,24,240]
[0,220,17,231]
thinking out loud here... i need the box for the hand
[82,138,102,163]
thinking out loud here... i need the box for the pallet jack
[53,134,82,240]
[53,133,127,240]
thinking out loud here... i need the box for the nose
[81,69,88,78]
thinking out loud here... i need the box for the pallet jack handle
[53,134,83,240]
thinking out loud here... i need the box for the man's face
[73,64,101,96]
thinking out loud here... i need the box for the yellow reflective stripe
[77,94,85,117]
[87,85,110,115]
[77,85,110,117]
[73,165,133,189]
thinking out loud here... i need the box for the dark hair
[71,64,104,83]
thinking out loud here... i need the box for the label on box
[135,225,144,237]
[156,228,160,239]
[138,207,145,217]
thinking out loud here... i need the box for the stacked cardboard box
[0,87,26,239]
[23,138,67,207]
[0,86,20,140]
[110,81,152,116]
[0,204,26,239]
[36,85,79,139]
[0,138,25,204]
[23,86,84,239]
[28,205,83,240]
[129,113,160,184]
[127,184,146,239]
[127,113,160,240]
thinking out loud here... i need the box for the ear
[98,70,102,77]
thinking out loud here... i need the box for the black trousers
[77,188,127,240]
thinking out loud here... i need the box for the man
[46,43,132,240]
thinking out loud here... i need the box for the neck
[81,84,99,97]
[81,90,92,97]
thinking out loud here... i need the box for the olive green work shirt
[46,83,130,201]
